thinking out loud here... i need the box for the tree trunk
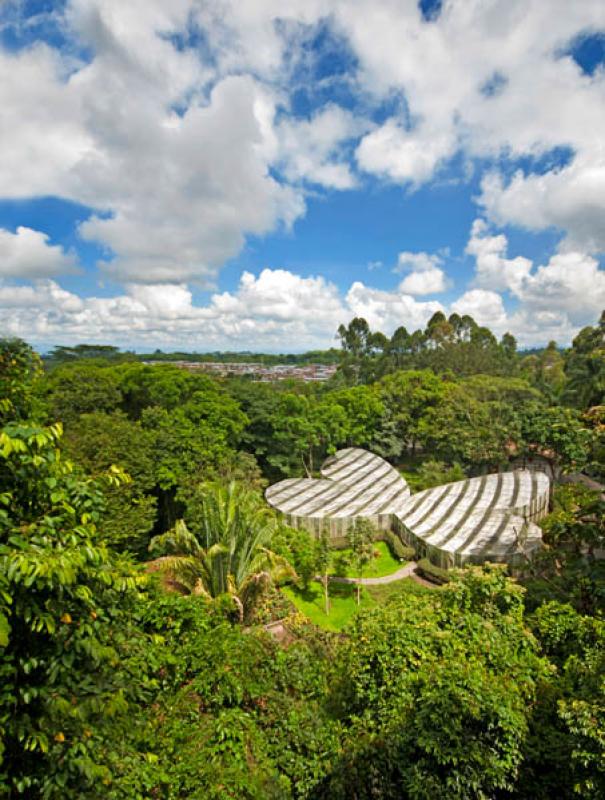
[324,573,330,615]
[232,594,244,624]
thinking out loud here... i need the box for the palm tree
[149,482,295,622]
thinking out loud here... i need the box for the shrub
[382,530,416,561]
[416,557,451,584]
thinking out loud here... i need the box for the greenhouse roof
[266,448,550,567]
[265,448,411,519]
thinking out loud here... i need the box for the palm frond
[239,571,272,624]
[149,519,202,557]
[148,481,296,620]
[148,554,202,593]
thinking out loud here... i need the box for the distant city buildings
[142,360,337,382]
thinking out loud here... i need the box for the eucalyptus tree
[337,317,390,383]
[149,482,294,622]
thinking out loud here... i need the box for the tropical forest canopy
[0,309,604,799]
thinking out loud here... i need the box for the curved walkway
[316,561,418,586]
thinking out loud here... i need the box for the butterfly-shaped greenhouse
[265,448,550,569]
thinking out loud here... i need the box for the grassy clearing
[282,582,375,632]
[330,541,403,579]
[283,576,437,632]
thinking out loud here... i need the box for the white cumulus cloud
[0,3,306,285]
[395,250,449,295]
[0,227,78,279]
[356,120,455,185]
[466,219,532,294]
[479,157,605,254]
[346,280,444,333]
[451,289,508,330]
[462,218,605,342]
[276,104,367,190]
[467,218,605,325]
[0,267,448,351]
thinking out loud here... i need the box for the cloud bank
[3,217,602,350]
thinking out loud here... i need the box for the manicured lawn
[283,576,437,632]
[282,582,375,632]
[330,541,403,579]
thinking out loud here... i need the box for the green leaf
[0,612,10,647]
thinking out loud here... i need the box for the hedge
[382,530,416,562]
[416,558,451,585]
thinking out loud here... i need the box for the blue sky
[0,0,604,352]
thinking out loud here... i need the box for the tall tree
[0,338,43,424]
[347,519,375,605]
[62,411,158,556]
[40,363,123,423]
[563,311,605,410]
[316,523,332,616]
[379,370,445,458]
[0,420,142,797]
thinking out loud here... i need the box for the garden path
[317,561,418,586]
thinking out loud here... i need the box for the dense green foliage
[322,567,549,799]
[1,312,603,798]
[38,361,251,550]
[148,485,295,623]
[0,408,145,796]
[521,484,605,616]
[226,311,601,480]
[0,338,44,424]
[561,311,605,410]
